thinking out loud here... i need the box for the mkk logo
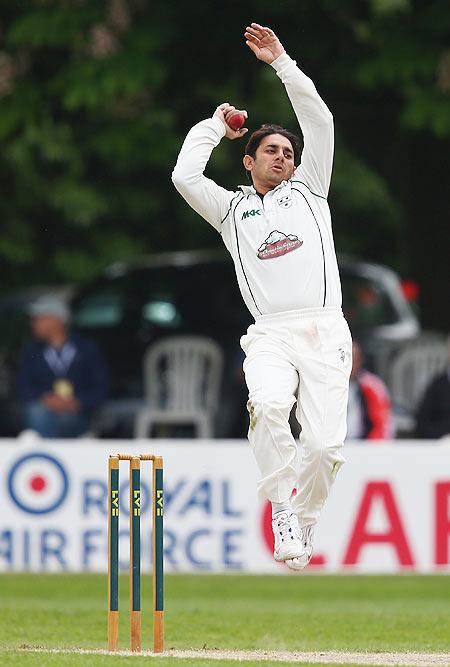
[241,209,261,220]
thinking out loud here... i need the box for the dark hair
[244,124,301,181]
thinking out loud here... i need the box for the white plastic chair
[388,339,448,432]
[134,336,224,439]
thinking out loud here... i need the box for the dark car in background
[337,255,420,374]
[0,250,420,437]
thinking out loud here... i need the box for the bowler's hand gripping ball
[226,110,247,131]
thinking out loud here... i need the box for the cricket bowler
[172,23,352,569]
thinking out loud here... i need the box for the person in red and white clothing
[347,340,394,440]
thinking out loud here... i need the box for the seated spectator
[17,296,108,438]
[416,336,450,439]
[347,340,394,440]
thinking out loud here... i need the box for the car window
[141,300,181,328]
[72,261,251,336]
[72,290,125,327]
[341,273,398,331]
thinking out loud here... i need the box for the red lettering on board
[435,482,450,565]
[343,481,414,566]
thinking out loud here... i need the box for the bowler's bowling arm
[172,118,235,232]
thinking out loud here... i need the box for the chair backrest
[143,336,224,413]
[389,339,448,412]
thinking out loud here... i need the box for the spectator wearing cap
[17,295,108,438]
[416,336,450,439]
[347,339,394,440]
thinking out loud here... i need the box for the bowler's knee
[302,440,345,469]
[247,392,295,429]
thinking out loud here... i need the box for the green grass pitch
[0,574,449,666]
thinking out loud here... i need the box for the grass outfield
[0,574,449,666]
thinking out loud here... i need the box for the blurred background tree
[0,0,448,329]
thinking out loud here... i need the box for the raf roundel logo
[7,452,69,514]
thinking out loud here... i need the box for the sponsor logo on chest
[241,209,262,220]
[257,230,303,260]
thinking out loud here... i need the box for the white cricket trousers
[240,306,352,528]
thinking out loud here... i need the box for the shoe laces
[274,512,301,544]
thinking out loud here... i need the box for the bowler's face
[244,134,296,189]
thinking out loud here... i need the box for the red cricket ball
[226,110,247,131]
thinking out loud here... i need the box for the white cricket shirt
[172,52,342,319]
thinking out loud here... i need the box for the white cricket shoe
[272,511,306,562]
[285,524,315,571]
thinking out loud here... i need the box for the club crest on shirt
[257,230,303,260]
[277,194,292,208]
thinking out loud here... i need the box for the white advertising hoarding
[1,440,450,573]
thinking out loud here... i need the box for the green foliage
[353,1,450,136]
[332,137,403,266]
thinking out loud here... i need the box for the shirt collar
[238,179,290,196]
